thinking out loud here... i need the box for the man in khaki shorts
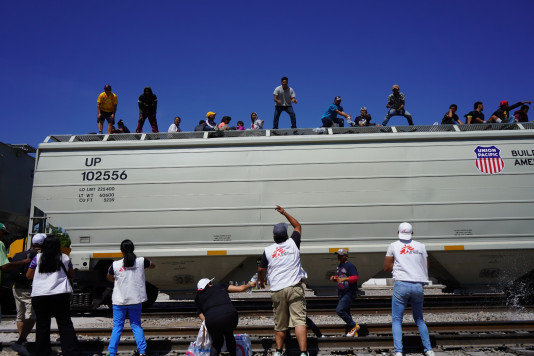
[258,205,308,356]
[10,233,45,355]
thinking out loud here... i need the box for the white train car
[29,124,534,302]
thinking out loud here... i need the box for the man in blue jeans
[382,85,414,126]
[383,222,434,356]
[272,77,298,129]
[330,248,359,337]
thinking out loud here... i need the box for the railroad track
[2,320,534,355]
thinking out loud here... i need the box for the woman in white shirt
[106,239,155,356]
[26,235,78,356]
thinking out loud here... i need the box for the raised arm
[275,205,301,234]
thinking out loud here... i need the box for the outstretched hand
[275,205,284,214]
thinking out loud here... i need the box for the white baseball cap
[398,222,413,240]
[32,233,46,246]
[197,278,214,291]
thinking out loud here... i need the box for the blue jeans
[273,106,297,129]
[108,303,147,355]
[336,293,356,331]
[383,109,414,126]
[392,281,432,353]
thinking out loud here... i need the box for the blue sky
[2,1,533,148]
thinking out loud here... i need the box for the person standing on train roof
[330,248,360,337]
[487,99,531,123]
[106,239,155,356]
[383,222,434,356]
[273,77,298,129]
[464,101,485,124]
[136,87,159,133]
[382,84,414,126]
[97,84,118,134]
[257,206,308,356]
[321,96,351,128]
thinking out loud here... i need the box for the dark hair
[104,84,111,91]
[237,121,244,126]
[521,105,529,111]
[120,239,136,268]
[474,101,482,110]
[143,87,153,95]
[450,104,457,109]
[38,235,63,273]
[281,76,288,82]
[222,116,231,124]
[199,120,206,125]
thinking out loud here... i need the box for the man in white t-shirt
[383,222,434,356]
[258,206,307,356]
[272,77,298,129]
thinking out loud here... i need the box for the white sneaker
[10,342,30,356]
[424,351,435,356]
[394,353,403,356]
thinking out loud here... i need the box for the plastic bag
[186,342,210,356]
[186,321,211,355]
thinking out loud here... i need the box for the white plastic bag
[186,321,211,355]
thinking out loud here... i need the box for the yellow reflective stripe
[207,250,227,256]
[329,247,349,253]
[444,245,464,251]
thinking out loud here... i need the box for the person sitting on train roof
[136,87,159,133]
[321,96,351,128]
[441,104,463,125]
[487,100,531,123]
[349,107,377,127]
[116,119,130,133]
[464,101,485,124]
[205,112,218,130]
[250,112,264,130]
[97,84,118,134]
[168,116,182,133]
[273,76,298,129]
[382,84,414,126]
[236,121,245,130]
[514,105,530,123]
[218,116,233,130]
[194,120,208,131]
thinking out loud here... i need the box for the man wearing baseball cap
[383,223,434,356]
[257,206,308,356]
[329,248,360,336]
[321,96,351,128]
[487,99,531,123]
[9,234,45,355]
[205,112,218,130]
[383,85,414,126]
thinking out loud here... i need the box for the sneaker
[10,342,30,356]
[394,353,403,356]
[424,351,435,356]
[346,323,360,337]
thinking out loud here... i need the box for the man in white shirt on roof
[383,222,434,356]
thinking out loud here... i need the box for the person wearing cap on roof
[487,99,531,123]
[382,85,414,126]
[321,96,351,128]
[106,239,155,356]
[257,206,308,356]
[273,77,298,129]
[136,87,159,133]
[195,277,255,355]
[383,223,434,356]
[9,233,45,355]
[205,112,218,130]
[97,84,118,134]
[349,107,377,127]
[329,248,360,337]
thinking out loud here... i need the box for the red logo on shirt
[272,247,286,259]
[400,244,414,255]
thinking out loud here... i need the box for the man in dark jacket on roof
[136,87,159,133]
[487,100,531,123]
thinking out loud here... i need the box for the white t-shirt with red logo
[262,232,307,291]
[386,240,429,283]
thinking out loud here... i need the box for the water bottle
[247,273,258,294]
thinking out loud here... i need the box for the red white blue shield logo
[474,146,504,174]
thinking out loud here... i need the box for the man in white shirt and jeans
[383,222,434,356]
[258,205,308,356]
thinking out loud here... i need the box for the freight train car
[29,124,534,305]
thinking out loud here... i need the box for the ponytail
[120,239,136,268]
